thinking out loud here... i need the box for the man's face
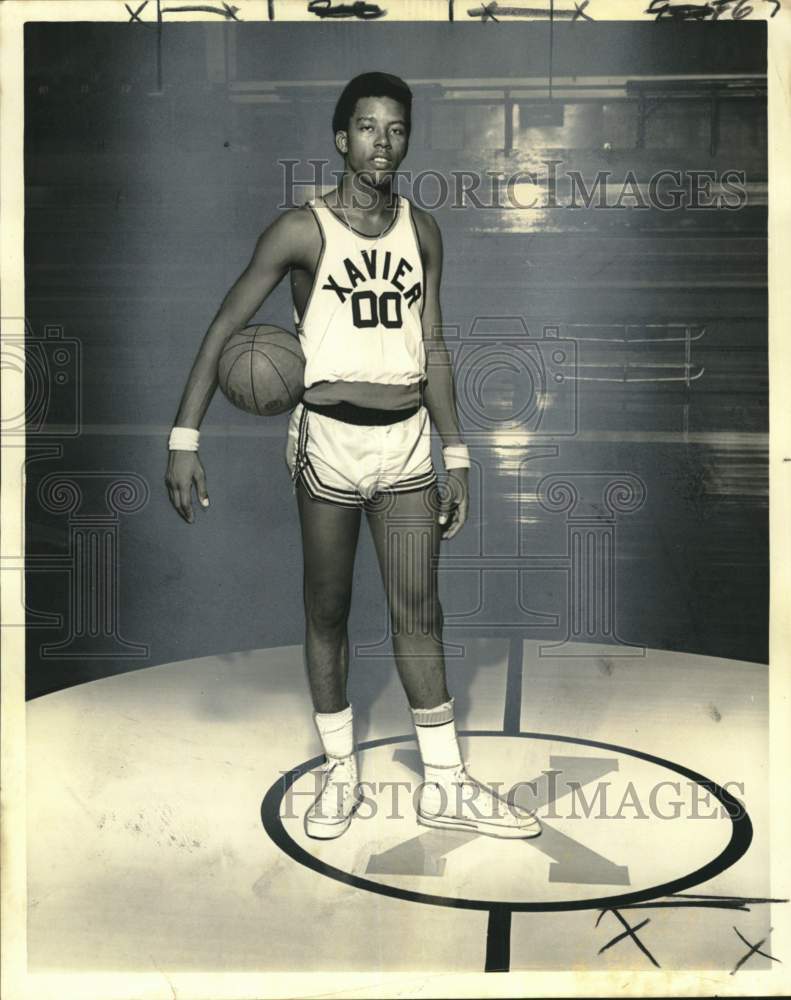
[336,95,409,192]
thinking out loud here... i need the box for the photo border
[2,2,789,997]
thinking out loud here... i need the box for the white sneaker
[304,755,362,840]
[416,763,542,840]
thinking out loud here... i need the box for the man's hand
[166,451,209,524]
[438,468,469,540]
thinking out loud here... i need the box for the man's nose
[375,133,390,148]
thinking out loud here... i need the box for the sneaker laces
[317,757,356,805]
[450,762,523,819]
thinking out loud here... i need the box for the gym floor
[27,636,773,974]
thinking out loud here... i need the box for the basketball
[218,325,305,416]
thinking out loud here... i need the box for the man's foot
[304,755,361,840]
[416,764,542,840]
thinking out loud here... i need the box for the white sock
[411,698,463,780]
[314,704,354,760]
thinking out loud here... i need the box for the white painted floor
[27,639,774,974]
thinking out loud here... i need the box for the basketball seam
[252,341,306,365]
[249,337,261,414]
[269,358,295,411]
[220,335,257,351]
[223,351,255,405]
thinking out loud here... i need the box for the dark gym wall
[24,22,768,698]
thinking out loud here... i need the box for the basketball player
[166,73,541,841]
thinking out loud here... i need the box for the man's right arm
[172,208,306,430]
[166,208,310,523]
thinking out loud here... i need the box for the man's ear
[335,130,349,156]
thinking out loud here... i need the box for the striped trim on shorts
[286,402,437,509]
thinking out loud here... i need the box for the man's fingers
[454,497,470,537]
[166,454,205,522]
[443,508,461,539]
[442,495,468,540]
[183,494,194,523]
[195,468,210,508]
[174,485,186,522]
[439,500,459,537]
[167,481,187,523]
[445,513,463,539]
[176,484,194,523]
[437,478,461,528]
[437,497,455,528]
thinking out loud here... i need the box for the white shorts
[285,402,437,508]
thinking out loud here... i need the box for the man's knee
[391,593,443,638]
[305,588,351,633]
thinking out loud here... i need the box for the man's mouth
[372,156,392,167]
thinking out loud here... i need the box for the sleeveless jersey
[294,195,426,389]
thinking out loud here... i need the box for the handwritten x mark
[596,908,660,968]
[125,1,149,20]
[470,1,499,20]
[731,926,780,974]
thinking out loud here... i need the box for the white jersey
[295,194,426,389]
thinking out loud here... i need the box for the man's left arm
[415,208,469,540]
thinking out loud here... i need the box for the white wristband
[168,427,200,451]
[443,444,470,470]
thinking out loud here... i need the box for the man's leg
[297,480,361,714]
[365,484,449,708]
[366,484,541,839]
[297,481,363,839]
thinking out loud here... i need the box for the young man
[166,73,541,841]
